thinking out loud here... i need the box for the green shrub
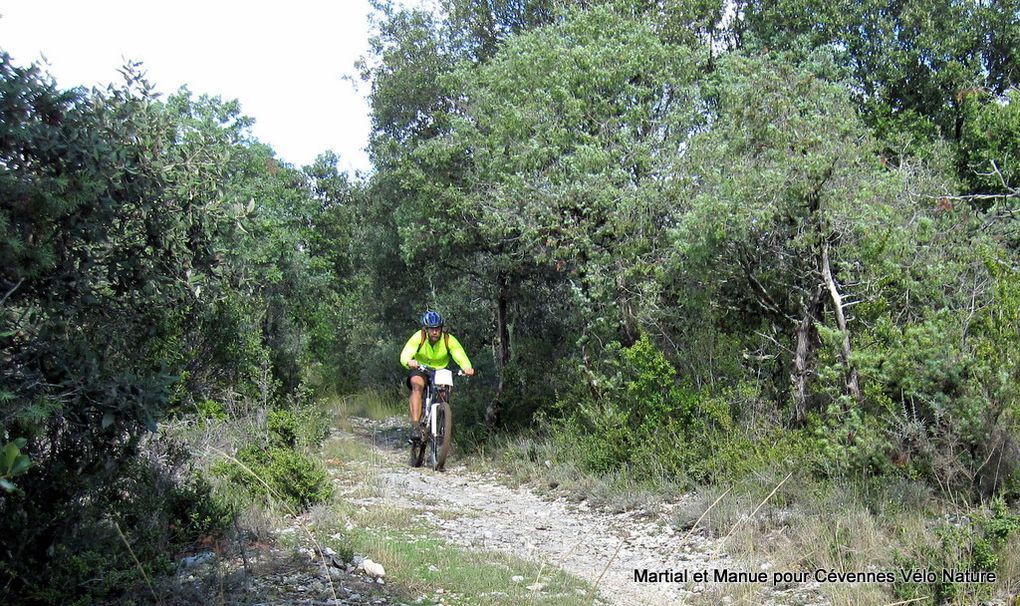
[214,444,333,510]
[0,436,234,605]
[553,334,738,484]
[893,497,1020,604]
[168,472,237,544]
[809,400,895,479]
[36,541,156,606]
[267,409,300,448]
[267,407,330,450]
[195,399,227,422]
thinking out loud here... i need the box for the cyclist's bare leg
[409,375,425,426]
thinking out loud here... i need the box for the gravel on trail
[337,416,828,606]
[164,416,827,605]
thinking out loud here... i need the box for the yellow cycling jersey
[399,330,473,371]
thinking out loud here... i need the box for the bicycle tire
[429,400,452,471]
[409,437,426,467]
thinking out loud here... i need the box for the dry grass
[472,432,681,514]
[321,434,386,465]
[327,388,405,426]
[670,473,1020,606]
[999,532,1020,600]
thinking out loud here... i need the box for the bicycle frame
[423,367,452,422]
[412,366,456,470]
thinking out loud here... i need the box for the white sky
[1,0,377,174]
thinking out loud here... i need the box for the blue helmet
[421,310,444,328]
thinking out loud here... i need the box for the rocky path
[337,417,825,606]
[373,466,714,605]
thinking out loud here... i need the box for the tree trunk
[486,273,510,430]
[791,285,824,424]
[617,274,638,347]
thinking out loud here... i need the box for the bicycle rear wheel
[429,400,452,471]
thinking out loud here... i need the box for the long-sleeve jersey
[399,330,473,371]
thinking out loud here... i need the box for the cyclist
[399,310,475,443]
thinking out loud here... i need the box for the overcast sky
[1,0,378,174]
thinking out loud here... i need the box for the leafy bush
[195,399,228,422]
[0,435,234,605]
[0,55,330,603]
[267,406,330,449]
[212,405,333,511]
[554,334,737,484]
[0,438,31,493]
[167,472,237,544]
[267,408,301,448]
[214,444,334,510]
[893,498,1020,604]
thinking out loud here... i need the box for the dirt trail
[336,417,825,606]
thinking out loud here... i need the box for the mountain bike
[409,365,462,471]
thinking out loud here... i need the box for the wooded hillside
[2,1,1019,603]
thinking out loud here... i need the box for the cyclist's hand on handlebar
[462,368,475,377]
[408,360,419,369]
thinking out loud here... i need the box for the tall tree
[664,49,941,419]
[441,0,560,61]
[734,0,1020,141]
[429,5,705,421]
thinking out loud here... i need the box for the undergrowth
[473,425,1020,605]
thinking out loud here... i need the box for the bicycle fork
[422,389,438,435]
[428,401,440,436]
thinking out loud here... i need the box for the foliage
[0,438,31,493]
[2,434,234,605]
[958,89,1020,202]
[734,0,1020,140]
[893,498,1020,604]
[214,444,333,511]
[555,334,736,484]
[213,406,333,511]
[349,0,1020,517]
[267,406,330,450]
[167,471,237,544]
[0,52,351,603]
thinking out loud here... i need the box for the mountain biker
[399,310,475,443]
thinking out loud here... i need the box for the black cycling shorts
[405,368,429,389]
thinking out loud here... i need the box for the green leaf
[2,443,18,470]
[101,413,115,429]
[0,478,16,493]
[10,455,31,476]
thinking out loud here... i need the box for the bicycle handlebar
[414,363,469,377]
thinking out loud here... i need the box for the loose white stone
[362,558,386,578]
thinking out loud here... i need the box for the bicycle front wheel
[429,400,452,471]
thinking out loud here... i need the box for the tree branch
[738,249,797,325]
[821,237,862,404]
[0,279,25,309]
